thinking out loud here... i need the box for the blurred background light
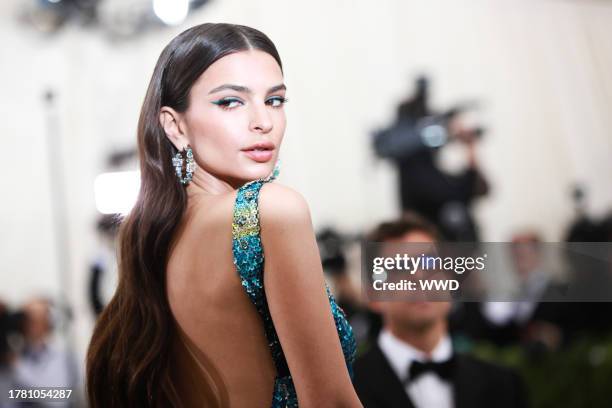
[153,0,189,26]
[94,171,140,214]
[20,0,211,38]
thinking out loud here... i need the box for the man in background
[354,215,528,408]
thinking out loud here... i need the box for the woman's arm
[259,183,363,408]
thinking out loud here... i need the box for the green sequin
[232,170,356,408]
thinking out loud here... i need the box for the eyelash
[212,96,289,110]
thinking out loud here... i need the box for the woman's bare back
[166,191,276,407]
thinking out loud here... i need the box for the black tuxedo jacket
[353,344,528,408]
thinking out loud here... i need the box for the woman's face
[177,49,286,188]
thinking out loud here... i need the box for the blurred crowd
[0,298,80,408]
[318,77,612,407]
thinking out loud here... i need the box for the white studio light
[94,171,141,214]
[153,0,189,26]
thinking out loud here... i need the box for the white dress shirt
[378,329,454,408]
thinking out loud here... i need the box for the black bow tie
[406,356,455,383]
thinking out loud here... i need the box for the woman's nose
[249,104,273,134]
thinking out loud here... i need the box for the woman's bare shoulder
[185,183,310,236]
[258,182,311,226]
[257,183,362,406]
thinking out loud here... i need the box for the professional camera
[373,76,485,160]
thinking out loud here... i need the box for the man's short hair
[367,211,442,242]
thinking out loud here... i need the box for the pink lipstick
[242,141,275,163]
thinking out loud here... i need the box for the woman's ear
[159,106,188,150]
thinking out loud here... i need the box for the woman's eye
[212,98,243,110]
[266,97,289,108]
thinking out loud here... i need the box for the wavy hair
[86,23,282,407]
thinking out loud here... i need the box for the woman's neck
[186,165,242,196]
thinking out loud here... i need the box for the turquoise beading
[232,167,356,407]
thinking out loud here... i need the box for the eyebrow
[208,83,286,95]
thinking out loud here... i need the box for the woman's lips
[242,149,274,163]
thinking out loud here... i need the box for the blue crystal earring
[172,144,195,185]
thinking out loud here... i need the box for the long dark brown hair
[86,23,282,407]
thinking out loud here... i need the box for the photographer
[374,77,489,241]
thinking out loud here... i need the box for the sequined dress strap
[232,173,298,407]
[231,167,357,407]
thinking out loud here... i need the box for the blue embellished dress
[232,170,357,407]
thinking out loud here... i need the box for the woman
[86,23,362,408]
